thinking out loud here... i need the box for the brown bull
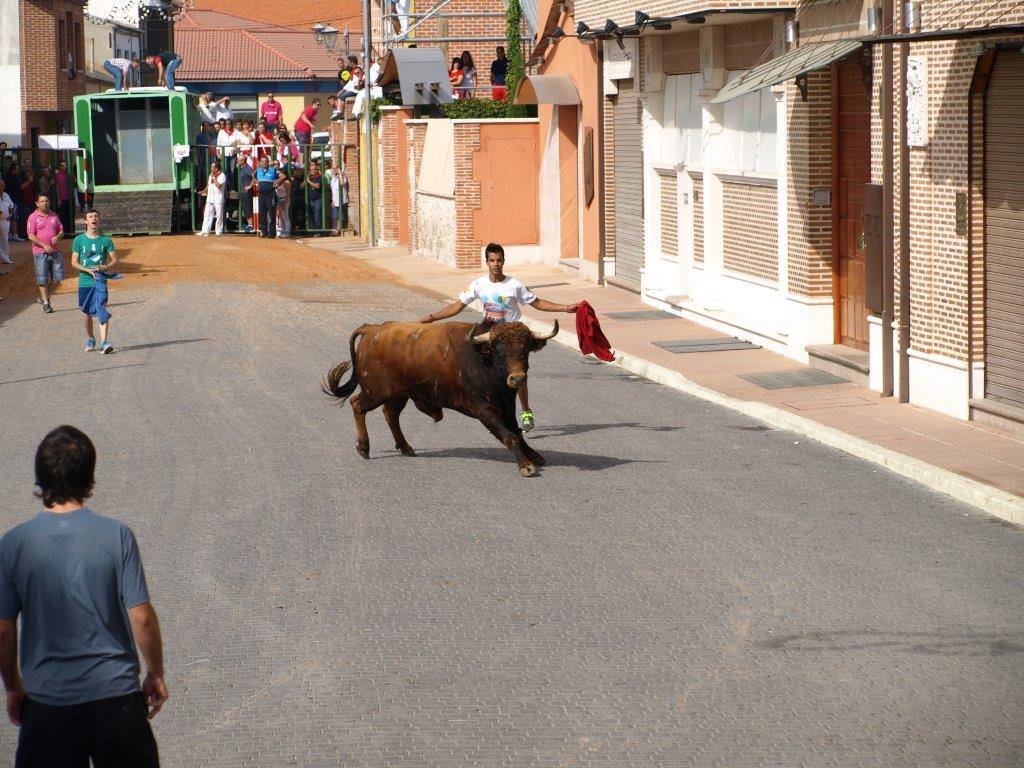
[323,320,559,476]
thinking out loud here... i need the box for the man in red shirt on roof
[293,99,320,147]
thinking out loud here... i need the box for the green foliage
[369,96,396,124]
[504,0,527,118]
[441,98,523,120]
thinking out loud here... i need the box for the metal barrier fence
[1,148,82,238]
[187,143,352,237]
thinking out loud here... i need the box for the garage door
[613,80,644,290]
[984,52,1024,410]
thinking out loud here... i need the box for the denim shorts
[33,252,65,285]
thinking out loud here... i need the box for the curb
[520,316,1024,528]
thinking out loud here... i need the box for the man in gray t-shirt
[0,425,168,767]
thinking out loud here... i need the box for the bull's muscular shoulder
[360,321,480,351]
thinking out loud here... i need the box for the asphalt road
[0,258,1022,767]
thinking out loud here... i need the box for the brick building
[529,0,1024,430]
[0,0,87,146]
[371,0,534,97]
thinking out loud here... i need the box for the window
[58,19,66,68]
[722,72,777,174]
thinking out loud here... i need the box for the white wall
[0,0,21,145]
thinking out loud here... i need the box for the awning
[514,74,581,105]
[712,39,863,103]
[376,47,454,105]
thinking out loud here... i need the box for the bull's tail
[322,326,369,403]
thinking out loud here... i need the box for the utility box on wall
[864,182,884,314]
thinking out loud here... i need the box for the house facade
[526,0,1024,431]
[83,0,143,94]
[0,0,87,145]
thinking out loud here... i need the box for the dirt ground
[0,233,384,301]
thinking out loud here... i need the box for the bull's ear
[531,338,548,352]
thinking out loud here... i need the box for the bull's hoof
[357,446,370,459]
[519,463,537,477]
[399,446,417,457]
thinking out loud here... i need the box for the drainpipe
[897,29,911,402]
[363,0,377,246]
[596,40,606,285]
[880,0,895,397]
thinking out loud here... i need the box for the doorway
[832,54,871,350]
[557,105,579,262]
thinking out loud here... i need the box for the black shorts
[16,691,159,768]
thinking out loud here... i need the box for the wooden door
[984,51,1024,409]
[557,105,579,261]
[833,56,871,350]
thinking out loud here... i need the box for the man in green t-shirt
[71,209,119,354]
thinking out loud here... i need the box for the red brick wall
[453,122,482,267]
[377,107,413,244]
[723,180,779,283]
[786,71,832,297]
[20,0,86,143]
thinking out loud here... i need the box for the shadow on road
[0,363,146,387]
[529,421,683,440]
[755,628,1024,656]
[116,337,212,353]
[412,446,656,472]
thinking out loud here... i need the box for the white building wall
[0,0,21,145]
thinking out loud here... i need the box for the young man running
[420,242,578,432]
[71,209,118,353]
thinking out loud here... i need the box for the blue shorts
[33,252,65,285]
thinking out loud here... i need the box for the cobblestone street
[0,238,1021,767]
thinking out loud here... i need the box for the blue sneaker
[85,337,96,352]
[100,341,114,354]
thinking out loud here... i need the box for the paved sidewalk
[308,238,1024,525]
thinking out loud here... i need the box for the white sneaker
[196,232,209,237]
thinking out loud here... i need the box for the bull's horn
[532,320,559,341]
[471,333,491,345]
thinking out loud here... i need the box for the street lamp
[312,22,325,44]
[322,24,339,52]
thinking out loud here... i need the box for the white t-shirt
[206,172,227,205]
[458,275,536,323]
[213,103,234,122]
[217,129,237,156]
[0,192,14,222]
[198,101,215,123]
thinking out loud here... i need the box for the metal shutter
[613,80,644,289]
[984,52,1024,410]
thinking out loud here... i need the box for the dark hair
[461,50,475,69]
[311,98,321,106]
[484,242,505,260]
[347,55,358,65]
[84,207,100,216]
[34,426,96,508]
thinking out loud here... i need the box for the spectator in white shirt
[216,119,238,190]
[198,92,216,123]
[198,162,227,236]
[0,180,14,265]
[212,96,234,122]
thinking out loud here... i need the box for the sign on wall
[907,55,928,147]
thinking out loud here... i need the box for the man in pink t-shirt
[260,93,284,131]
[293,99,320,146]
[26,195,65,313]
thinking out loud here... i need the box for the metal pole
[596,41,605,286]
[898,26,911,401]
[363,0,376,245]
[881,0,895,398]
